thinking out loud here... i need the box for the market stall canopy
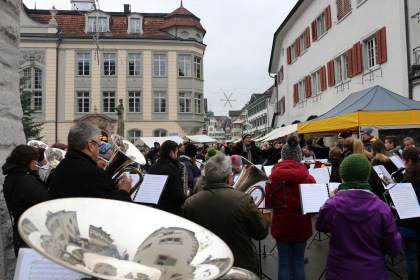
[184,135,217,143]
[262,124,298,141]
[134,136,184,148]
[253,127,282,142]
[298,85,420,134]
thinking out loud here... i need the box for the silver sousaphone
[39,148,67,182]
[18,198,238,280]
[232,156,269,206]
[27,139,48,149]
[105,134,146,194]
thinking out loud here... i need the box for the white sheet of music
[254,164,263,170]
[373,165,392,179]
[390,155,405,169]
[263,165,274,177]
[131,174,168,204]
[124,172,141,187]
[389,183,420,219]
[299,184,330,214]
[14,248,86,280]
[308,167,331,184]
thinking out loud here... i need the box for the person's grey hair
[404,137,414,144]
[68,122,101,151]
[204,154,232,183]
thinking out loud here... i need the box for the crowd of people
[2,122,420,279]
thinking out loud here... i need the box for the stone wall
[0,0,26,279]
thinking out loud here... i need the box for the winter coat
[183,181,269,275]
[48,150,132,202]
[148,155,186,216]
[316,189,401,280]
[265,160,315,241]
[2,162,48,254]
[231,141,266,164]
[329,158,342,183]
[178,155,201,190]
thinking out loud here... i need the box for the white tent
[134,136,184,148]
[261,124,298,142]
[184,135,217,143]
[253,127,283,142]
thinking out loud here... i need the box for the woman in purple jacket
[316,154,401,279]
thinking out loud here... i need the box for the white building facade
[269,0,420,127]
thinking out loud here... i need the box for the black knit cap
[242,133,252,140]
[184,143,198,157]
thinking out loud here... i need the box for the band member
[178,143,200,190]
[231,133,267,164]
[148,140,185,215]
[183,154,269,275]
[48,122,132,201]
[316,154,401,279]
[2,144,48,256]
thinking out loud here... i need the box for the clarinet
[179,161,191,197]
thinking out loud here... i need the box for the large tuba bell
[27,140,48,149]
[105,134,146,194]
[39,148,67,182]
[232,156,268,206]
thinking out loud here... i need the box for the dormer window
[127,13,143,34]
[180,31,189,39]
[85,11,110,33]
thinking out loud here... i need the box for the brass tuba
[39,148,67,182]
[27,140,48,149]
[232,156,268,206]
[105,135,146,194]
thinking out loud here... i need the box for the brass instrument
[232,156,268,206]
[39,148,66,182]
[27,140,48,149]
[378,173,395,186]
[179,161,192,197]
[106,135,146,194]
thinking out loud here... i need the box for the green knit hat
[339,154,371,182]
[205,148,221,161]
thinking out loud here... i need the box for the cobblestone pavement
[255,216,407,280]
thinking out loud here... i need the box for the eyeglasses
[90,140,100,147]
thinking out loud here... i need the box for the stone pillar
[0,1,26,279]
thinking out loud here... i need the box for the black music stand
[307,229,330,249]
[256,181,286,279]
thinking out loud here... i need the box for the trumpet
[232,156,268,206]
[105,135,145,194]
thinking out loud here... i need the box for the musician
[182,154,269,275]
[397,147,420,280]
[178,143,200,190]
[148,140,185,215]
[231,133,267,164]
[2,144,48,256]
[316,154,401,279]
[48,122,132,201]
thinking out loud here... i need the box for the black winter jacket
[178,155,201,189]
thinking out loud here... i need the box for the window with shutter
[299,32,307,54]
[316,13,326,38]
[347,48,353,78]
[320,66,327,91]
[336,0,352,20]
[352,42,362,75]
[325,6,332,30]
[305,76,312,98]
[305,27,311,48]
[311,20,317,41]
[291,43,296,62]
[298,80,305,102]
[293,84,299,106]
[311,70,321,96]
[287,47,291,64]
[295,38,300,57]
[376,27,387,64]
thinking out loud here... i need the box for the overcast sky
[23,0,298,116]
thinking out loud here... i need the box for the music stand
[256,181,286,279]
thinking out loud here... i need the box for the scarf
[338,181,372,191]
[243,143,253,162]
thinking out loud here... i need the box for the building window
[128,53,141,76]
[77,91,90,113]
[311,71,321,96]
[337,0,352,20]
[128,129,142,144]
[129,18,141,33]
[180,31,189,39]
[298,79,305,102]
[290,43,296,62]
[179,92,192,113]
[153,91,166,113]
[195,93,202,114]
[77,53,90,76]
[299,32,307,54]
[103,53,116,76]
[365,36,377,69]
[87,16,108,33]
[21,67,43,112]
[103,91,116,113]
[194,56,202,79]
[154,129,167,137]
[128,91,141,112]
[153,54,166,77]
[316,13,326,38]
[178,55,192,77]
[334,54,348,83]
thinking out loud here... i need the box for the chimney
[124,4,131,14]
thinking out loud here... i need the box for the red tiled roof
[162,6,205,32]
[23,9,203,39]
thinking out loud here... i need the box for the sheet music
[390,156,405,169]
[131,174,168,204]
[299,184,329,214]
[373,165,392,178]
[14,248,86,280]
[263,165,274,177]
[308,167,331,184]
[254,164,263,170]
[124,172,141,187]
[196,159,203,170]
[389,183,420,219]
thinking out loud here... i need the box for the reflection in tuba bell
[232,156,268,206]
[27,140,48,149]
[106,135,146,194]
